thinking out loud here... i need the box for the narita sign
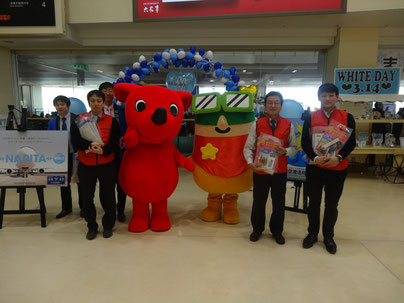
[334,68,400,95]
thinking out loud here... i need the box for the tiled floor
[1,170,403,303]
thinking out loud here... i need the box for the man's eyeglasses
[192,91,254,114]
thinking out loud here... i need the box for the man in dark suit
[48,95,83,218]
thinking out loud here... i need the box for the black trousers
[60,153,83,211]
[306,165,348,238]
[115,159,127,214]
[251,172,287,235]
[78,161,116,231]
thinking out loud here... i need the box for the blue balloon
[280,99,304,119]
[140,60,148,68]
[174,60,182,67]
[231,86,239,91]
[203,64,211,72]
[160,58,169,68]
[154,52,162,62]
[152,61,160,72]
[178,48,184,53]
[214,62,223,70]
[68,97,87,115]
[141,68,150,76]
[231,74,240,83]
[170,54,178,62]
[125,67,129,72]
[116,78,124,83]
[124,75,132,83]
[181,58,189,68]
[199,48,205,56]
[186,52,194,60]
[229,67,236,75]
[225,80,235,87]
[190,46,196,54]
[225,86,232,91]
[215,69,223,77]
[223,70,231,79]
[163,49,170,53]
[188,59,195,67]
[133,68,142,75]
[196,61,204,69]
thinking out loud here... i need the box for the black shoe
[56,209,72,219]
[86,230,97,240]
[117,212,126,223]
[249,231,262,242]
[80,210,85,218]
[103,229,113,238]
[303,234,318,248]
[273,234,285,245]
[324,237,337,254]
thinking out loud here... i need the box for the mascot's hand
[123,129,139,149]
[180,156,194,172]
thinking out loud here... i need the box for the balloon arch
[114,46,247,92]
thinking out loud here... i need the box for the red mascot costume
[113,83,194,232]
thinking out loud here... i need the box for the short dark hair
[318,83,339,99]
[264,91,283,105]
[53,95,71,107]
[99,82,114,91]
[87,90,105,102]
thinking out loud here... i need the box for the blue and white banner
[334,68,401,96]
[0,131,68,187]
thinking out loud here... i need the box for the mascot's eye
[135,100,146,112]
[170,104,178,116]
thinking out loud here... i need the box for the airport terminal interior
[1,1,404,302]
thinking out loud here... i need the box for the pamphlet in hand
[313,119,352,157]
[75,113,103,144]
[254,133,282,174]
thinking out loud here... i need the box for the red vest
[255,116,290,174]
[311,108,348,171]
[78,113,114,166]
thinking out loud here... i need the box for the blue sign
[47,176,66,185]
[166,71,196,93]
[334,68,401,95]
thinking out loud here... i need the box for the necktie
[270,119,276,135]
[62,117,67,130]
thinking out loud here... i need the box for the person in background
[301,83,355,254]
[48,95,83,218]
[71,90,120,240]
[244,91,298,245]
[99,82,127,222]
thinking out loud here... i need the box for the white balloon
[131,74,140,82]
[220,77,228,83]
[194,54,203,61]
[162,51,170,60]
[212,71,217,78]
[119,71,125,78]
[238,80,246,87]
[169,48,177,55]
[178,51,186,59]
[139,55,146,62]
[133,62,140,69]
[205,50,214,60]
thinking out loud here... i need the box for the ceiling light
[97,70,104,73]
[292,70,297,73]
[252,80,257,83]
[243,70,247,73]
[209,79,214,82]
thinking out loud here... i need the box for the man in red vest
[71,90,120,240]
[301,83,356,254]
[244,91,298,244]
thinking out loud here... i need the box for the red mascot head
[114,83,192,143]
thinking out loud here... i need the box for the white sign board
[0,131,68,187]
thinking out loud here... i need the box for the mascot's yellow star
[201,143,219,160]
